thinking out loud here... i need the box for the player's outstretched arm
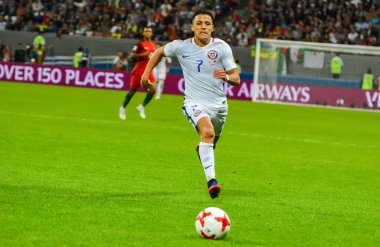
[130,51,149,60]
[141,46,165,89]
[213,68,240,86]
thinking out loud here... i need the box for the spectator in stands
[355,16,369,31]
[347,25,359,44]
[31,0,44,13]
[51,14,64,38]
[110,21,123,38]
[14,43,26,63]
[112,51,128,71]
[0,0,379,49]
[75,17,92,36]
[111,28,123,39]
[328,27,338,44]
[160,0,172,18]
[0,15,6,30]
[361,68,374,90]
[330,53,344,79]
[367,24,379,45]
[73,0,87,10]
[236,31,248,47]
[310,27,322,42]
[2,45,14,62]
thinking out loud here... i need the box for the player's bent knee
[200,128,215,142]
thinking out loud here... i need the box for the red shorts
[130,66,156,91]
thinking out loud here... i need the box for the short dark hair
[192,9,215,24]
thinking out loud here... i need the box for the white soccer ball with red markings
[195,207,231,239]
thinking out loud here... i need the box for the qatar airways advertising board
[1,62,379,110]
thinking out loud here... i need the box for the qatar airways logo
[177,79,310,102]
[224,82,310,102]
[365,91,380,108]
[255,84,310,102]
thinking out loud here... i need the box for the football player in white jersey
[153,43,172,100]
[141,9,240,199]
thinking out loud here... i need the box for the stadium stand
[229,0,380,47]
[1,0,379,75]
[0,0,378,47]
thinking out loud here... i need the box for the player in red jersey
[119,27,156,120]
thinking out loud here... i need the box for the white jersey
[164,37,236,108]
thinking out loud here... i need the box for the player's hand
[142,52,150,58]
[213,68,228,80]
[141,78,155,93]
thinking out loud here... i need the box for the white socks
[156,79,164,98]
[198,142,215,181]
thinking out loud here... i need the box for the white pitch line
[0,110,377,149]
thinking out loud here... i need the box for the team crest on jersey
[193,110,202,117]
[207,50,218,60]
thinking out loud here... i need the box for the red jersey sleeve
[133,41,155,63]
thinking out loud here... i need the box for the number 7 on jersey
[196,60,203,72]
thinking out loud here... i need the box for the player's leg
[119,89,136,120]
[155,78,164,100]
[137,72,156,119]
[137,92,154,119]
[197,117,221,199]
[194,107,227,169]
[119,73,140,120]
[123,72,141,108]
[197,117,216,178]
[154,71,162,100]
[210,108,227,148]
[182,101,220,199]
[201,107,227,198]
[196,135,219,155]
[122,89,136,108]
[142,87,156,107]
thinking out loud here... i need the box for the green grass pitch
[0,81,379,246]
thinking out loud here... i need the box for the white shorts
[182,99,228,137]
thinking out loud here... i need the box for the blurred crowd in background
[1,0,380,64]
[0,0,379,47]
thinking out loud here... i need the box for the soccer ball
[195,207,231,239]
